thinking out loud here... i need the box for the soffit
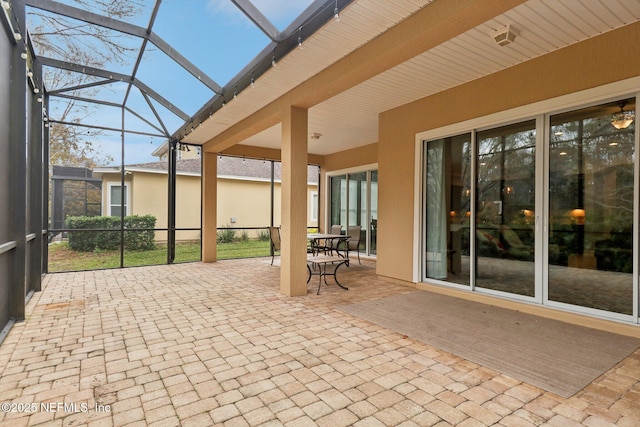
[185,0,640,156]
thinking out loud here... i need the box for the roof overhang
[181,0,640,157]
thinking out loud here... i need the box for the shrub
[66,215,156,252]
[240,230,249,242]
[217,225,236,243]
[123,215,156,250]
[257,229,270,242]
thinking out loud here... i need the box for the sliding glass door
[329,170,378,258]
[422,96,637,319]
[476,121,536,296]
[547,99,635,315]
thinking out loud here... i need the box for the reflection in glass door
[424,134,471,285]
[547,99,635,315]
[476,121,536,296]
[370,171,378,255]
[330,175,347,226]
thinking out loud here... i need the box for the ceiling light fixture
[297,27,303,49]
[491,24,516,46]
[334,0,340,21]
[611,102,635,129]
[271,55,277,67]
[1,1,10,11]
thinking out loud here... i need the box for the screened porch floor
[0,259,638,426]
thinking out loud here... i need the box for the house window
[109,184,128,217]
[310,191,318,222]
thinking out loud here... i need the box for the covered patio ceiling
[182,0,640,156]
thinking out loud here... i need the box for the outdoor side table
[306,254,350,295]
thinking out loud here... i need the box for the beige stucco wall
[322,143,378,172]
[217,178,272,230]
[101,172,201,241]
[217,178,318,236]
[102,171,318,242]
[377,21,640,283]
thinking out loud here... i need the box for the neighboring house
[93,159,201,243]
[93,155,319,242]
[151,140,201,162]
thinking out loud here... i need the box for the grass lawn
[48,239,272,272]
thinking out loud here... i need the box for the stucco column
[202,151,218,262]
[280,105,308,296]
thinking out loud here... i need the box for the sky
[30,0,315,166]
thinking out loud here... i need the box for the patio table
[306,254,349,294]
[307,233,350,256]
[306,233,351,294]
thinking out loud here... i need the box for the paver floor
[0,258,638,426]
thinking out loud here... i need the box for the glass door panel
[424,134,471,285]
[370,171,378,255]
[349,172,367,255]
[476,121,536,296]
[548,100,635,315]
[330,175,347,228]
[329,171,377,257]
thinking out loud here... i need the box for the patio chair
[268,226,281,265]
[325,224,343,254]
[346,225,362,264]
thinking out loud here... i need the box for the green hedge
[66,215,156,252]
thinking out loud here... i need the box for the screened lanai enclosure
[0,0,345,336]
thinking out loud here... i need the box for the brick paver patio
[0,258,638,426]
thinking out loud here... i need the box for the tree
[48,121,113,168]
[28,0,145,167]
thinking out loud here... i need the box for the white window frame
[107,183,129,217]
[310,191,318,222]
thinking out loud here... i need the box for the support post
[280,105,308,296]
[202,152,218,262]
[8,0,27,320]
[167,140,177,263]
[42,95,50,274]
[28,53,43,292]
